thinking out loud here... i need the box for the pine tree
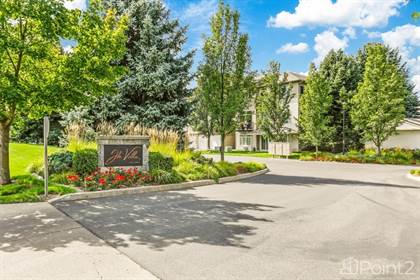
[106,0,194,132]
[256,61,294,142]
[318,49,362,152]
[351,44,407,155]
[299,64,335,156]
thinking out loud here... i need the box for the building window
[239,111,253,130]
[240,135,252,146]
[299,85,305,94]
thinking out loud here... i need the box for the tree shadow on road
[0,203,104,253]
[54,191,279,251]
[241,173,419,189]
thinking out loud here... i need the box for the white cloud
[64,0,86,10]
[381,24,420,58]
[363,30,381,39]
[182,0,217,32]
[277,42,309,54]
[342,27,356,39]
[267,0,406,29]
[313,30,348,64]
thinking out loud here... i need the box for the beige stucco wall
[365,131,420,150]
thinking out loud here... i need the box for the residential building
[188,72,307,151]
[365,117,420,150]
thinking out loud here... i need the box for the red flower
[67,175,80,182]
[98,178,106,185]
[85,176,93,182]
[115,174,125,181]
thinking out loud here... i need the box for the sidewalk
[0,202,158,280]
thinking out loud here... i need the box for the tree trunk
[220,133,225,162]
[376,143,382,156]
[207,134,211,150]
[315,145,319,159]
[0,121,11,185]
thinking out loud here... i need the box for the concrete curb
[49,168,269,203]
[218,168,269,183]
[407,173,420,183]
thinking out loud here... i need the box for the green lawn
[10,143,62,176]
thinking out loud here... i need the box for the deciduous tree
[351,44,407,155]
[0,0,127,184]
[198,0,253,161]
[256,61,294,142]
[299,64,334,156]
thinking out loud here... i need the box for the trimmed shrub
[410,169,420,176]
[149,152,174,171]
[175,161,219,181]
[48,151,74,174]
[214,161,238,177]
[150,169,185,185]
[73,149,98,176]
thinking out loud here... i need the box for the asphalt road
[55,157,420,280]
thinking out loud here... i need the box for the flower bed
[299,148,420,165]
[67,168,152,191]
[65,160,267,192]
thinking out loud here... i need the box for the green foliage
[149,152,174,172]
[256,61,294,142]
[357,43,419,118]
[299,64,335,154]
[412,12,420,20]
[150,169,185,185]
[0,0,127,184]
[214,161,238,177]
[48,151,74,174]
[197,0,253,160]
[318,49,362,151]
[174,161,219,181]
[73,149,98,176]
[351,44,407,155]
[104,0,194,132]
[0,175,75,204]
[298,148,419,165]
[410,169,420,176]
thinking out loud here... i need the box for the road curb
[49,168,269,203]
[406,173,420,183]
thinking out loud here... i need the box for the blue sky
[65,0,420,92]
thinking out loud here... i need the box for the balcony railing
[238,121,253,131]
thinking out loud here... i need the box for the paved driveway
[54,158,420,280]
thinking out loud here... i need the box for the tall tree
[199,0,253,161]
[299,64,335,156]
[318,49,362,152]
[0,0,127,184]
[256,61,294,142]
[357,43,419,118]
[351,44,407,155]
[191,69,215,150]
[105,0,194,132]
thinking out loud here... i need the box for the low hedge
[149,152,174,171]
[410,169,420,176]
[73,149,98,176]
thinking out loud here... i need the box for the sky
[64,0,420,93]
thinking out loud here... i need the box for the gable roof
[397,118,420,131]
